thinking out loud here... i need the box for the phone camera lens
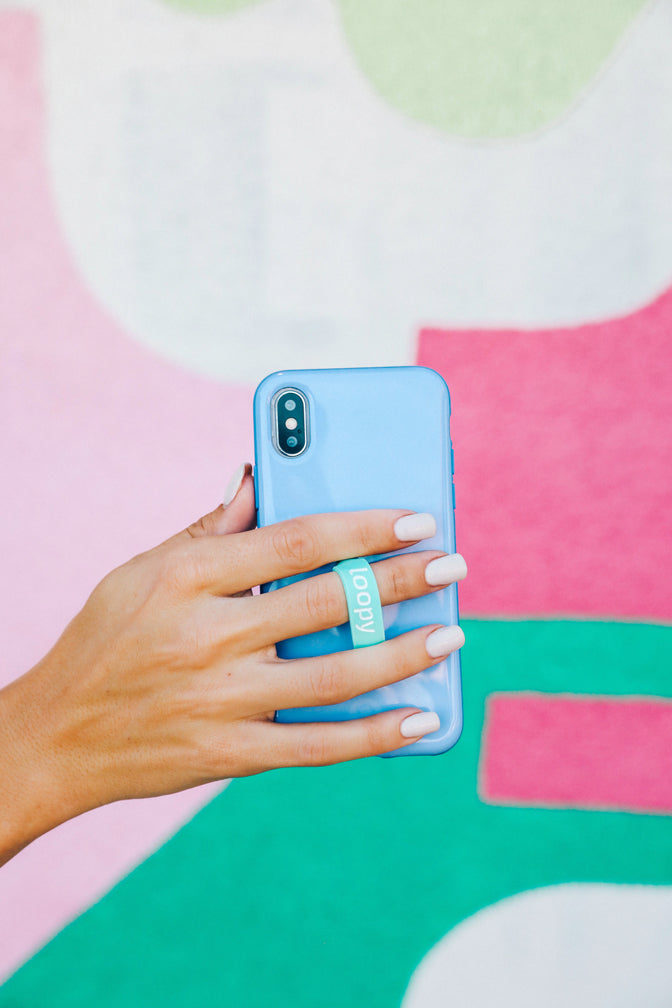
[274,388,308,457]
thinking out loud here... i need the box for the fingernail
[223,463,248,506]
[400,711,441,738]
[425,625,465,658]
[394,512,437,542]
[425,553,468,586]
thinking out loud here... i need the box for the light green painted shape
[162,0,262,14]
[159,0,646,136]
[2,620,671,1006]
[337,0,648,137]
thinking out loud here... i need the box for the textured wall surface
[1,2,670,1004]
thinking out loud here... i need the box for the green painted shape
[161,0,263,15]
[337,0,647,137]
[2,620,671,1006]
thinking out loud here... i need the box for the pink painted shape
[480,693,672,814]
[418,298,672,619]
[0,14,251,981]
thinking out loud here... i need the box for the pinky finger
[243,708,439,771]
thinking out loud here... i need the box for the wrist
[0,661,88,865]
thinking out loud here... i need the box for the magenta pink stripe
[480,693,672,814]
[417,296,672,619]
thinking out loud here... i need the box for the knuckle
[186,507,225,539]
[216,596,256,653]
[186,515,208,538]
[184,541,212,586]
[150,544,199,597]
[304,576,337,626]
[363,718,389,755]
[354,518,374,557]
[296,733,330,767]
[385,649,412,685]
[270,520,320,571]
[308,657,344,706]
[195,731,237,779]
[174,541,214,594]
[387,561,412,600]
[91,552,155,615]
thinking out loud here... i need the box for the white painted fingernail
[394,512,437,542]
[223,463,246,506]
[425,625,465,658]
[425,553,468,586]
[400,711,441,738]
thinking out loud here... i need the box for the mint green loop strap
[333,558,385,648]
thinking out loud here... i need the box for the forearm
[0,663,83,867]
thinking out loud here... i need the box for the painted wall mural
[1,2,670,1004]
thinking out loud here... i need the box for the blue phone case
[253,366,462,756]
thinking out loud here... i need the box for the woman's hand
[0,464,466,864]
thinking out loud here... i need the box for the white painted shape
[402,883,672,1008]
[18,0,672,379]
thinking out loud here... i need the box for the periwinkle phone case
[253,366,461,756]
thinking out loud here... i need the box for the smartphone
[252,366,461,756]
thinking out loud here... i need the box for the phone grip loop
[333,558,385,648]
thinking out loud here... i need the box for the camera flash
[285,417,298,431]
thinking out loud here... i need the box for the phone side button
[452,481,456,509]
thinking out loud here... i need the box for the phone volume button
[452,481,456,509]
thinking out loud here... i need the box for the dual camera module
[273,389,308,457]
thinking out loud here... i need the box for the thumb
[183,463,256,540]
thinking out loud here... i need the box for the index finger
[193,510,437,595]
